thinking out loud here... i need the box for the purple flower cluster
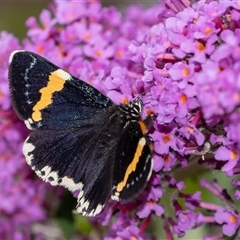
[0,32,47,239]
[1,0,240,239]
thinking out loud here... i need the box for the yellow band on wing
[116,137,146,192]
[32,69,71,121]
[138,120,147,134]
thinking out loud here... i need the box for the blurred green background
[0,1,50,39]
[0,1,156,39]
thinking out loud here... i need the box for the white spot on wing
[9,50,24,64]
[23,144,84,192]
[37,166,52,180]
[146,155,153,181]
[60,176,83,192]
[82,200,90,212]
[47,171,59,186]
[34,166,83,192]
[28,118,33,123]
[54,69,72,81]
[72,189,105,216]
[89,209,95,216]
[111,195,120,201]
[23,137,35,165]
[93,204,103,216]
[24,118,34,130]
[139,137,146,147]
[78,191,84,199]
[77,194,104,217]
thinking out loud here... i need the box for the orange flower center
[146,108,154,116]
[180,94,187,103]
[204,27,212,34]
[231,151,237,160]
[116,50,124,58]
[163,155,170,163]
[131,236,138,240]
[187,126,194,133]
[163,135,171,143]
[95,50,103,57]
[230,214,237,223]
[68,34,75,40]
[148,199,154,204]
[84,33,91,40]
[197,42,205,51]
[37,45,44,53]
[182,68,189,77]
[121,97,129,104]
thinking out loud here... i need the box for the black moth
[8,50,153,216]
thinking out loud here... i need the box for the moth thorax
[119,99,142,122]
